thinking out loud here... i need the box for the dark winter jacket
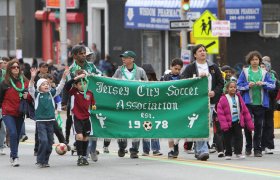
[181,61,224,104]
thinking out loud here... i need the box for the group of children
[164,49,278,160]
[2,44,279,168]
[31,48,279,166]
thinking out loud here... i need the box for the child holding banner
[113,50,148,159]
[65,70,96,166]
[217,80,254,160]
[160,58,184,158]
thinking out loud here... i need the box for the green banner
[88,76,210,138]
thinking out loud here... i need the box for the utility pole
[181,0,188,52]
[218,0,227,66]
[60,0,67,65]
[6,0,10,57]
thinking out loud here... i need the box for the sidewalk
[275,128,280,139]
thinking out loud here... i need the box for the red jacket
[0,80,30,117]
[217,93,254,132]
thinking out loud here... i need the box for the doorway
[142,31,162,79]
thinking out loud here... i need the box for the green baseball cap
[120,51,136,58]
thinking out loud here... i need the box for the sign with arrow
[170,20,193,29]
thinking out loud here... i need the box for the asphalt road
[1,113,280,180]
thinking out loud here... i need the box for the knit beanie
[262,61,271,71]
[36,78,48,91]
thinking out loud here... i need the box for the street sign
[193,10,217,38]
[170,20,192,29]
[196,38,219,54]
[212,20,231,37]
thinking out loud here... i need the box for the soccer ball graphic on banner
[55,143,68,155]
[143,121,152,131]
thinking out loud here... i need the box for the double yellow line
[141,155,280,178]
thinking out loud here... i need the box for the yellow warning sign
[196,38,219,54]
[193,10,217,38]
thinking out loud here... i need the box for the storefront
[35,0,85,62]
[124,0,262,77]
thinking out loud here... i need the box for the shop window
[169,31,181,62]
[263,4,280,21]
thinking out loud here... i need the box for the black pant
[245,105,265,153]
[104,139,111,147]
[213,115,224,153]
[118,139,140,153]
[65,107,73,143]
[223,121,243,156]
[261,108,275,149]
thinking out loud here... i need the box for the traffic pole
[181,0,188,51]
[60,0,67,65]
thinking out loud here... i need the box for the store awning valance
[124,0,262,31]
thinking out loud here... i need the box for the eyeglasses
[10,66,20,70]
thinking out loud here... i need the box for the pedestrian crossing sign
[193,10,217,38]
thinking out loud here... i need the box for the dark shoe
[118,149,125,157]
[20,135,28,142]
[130,152,139,159]
[142,151,149,156]
[254,152,263,157]
[168,151,177,158]
[36,163,45,168]
[245,150,252,156]
[44,164,50,167]
[77,156,83,166]
[82,157,89,165]
[197,153,209,161]
[153,151,163,156]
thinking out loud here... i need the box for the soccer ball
[55,143,68,155]
[143,121,152,131]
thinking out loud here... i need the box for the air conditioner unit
[261,22,280,37]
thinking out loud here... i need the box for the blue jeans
[142,139,160,153]
[37,121,54,164]
[0,120,6,149]
[3,115,24,158]
[194,105,214,156]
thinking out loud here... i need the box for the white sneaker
[11,158,19,167]
[217,152,225,158]
[103,147,109,153]
[235,154,245,159]
[209,148,216,153]
[90,151,98,162]
[225,156,231,160]
[265,148,273,154]
[0,148,6,155]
